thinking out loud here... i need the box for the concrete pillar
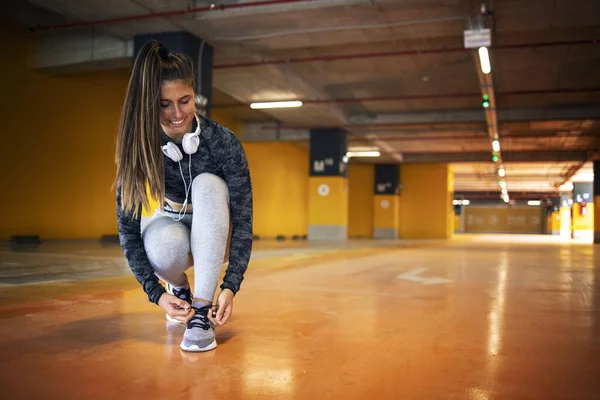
[559,193,572,238]
[134,31,213,117]
[373,164,400,239]
[572,182,594,240]
[308,128,348,240]
[398,164,453,239]
[595,162,600,243]
[550,197,561,235]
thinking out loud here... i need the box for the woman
[114,40,253,352]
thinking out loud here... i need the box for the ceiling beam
[402,150,587,163]
[349,106,600,125]
[454,191,558,200]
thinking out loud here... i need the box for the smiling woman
[113,40,253,353]
[159,82,195,140]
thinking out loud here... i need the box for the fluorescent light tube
[250,101,303,109]
[492,140,500,152]
[346,151,380,158]
[528,200,541,206]
[479,47,491,74]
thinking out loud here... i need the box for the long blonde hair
[114,41,195,218]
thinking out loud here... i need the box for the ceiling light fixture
[478,46,491,74]
[492,140,500,152]
[250,100,303,109]
[453,200,470,206]
[498,167,505,177]
[528,200,541,206]
[346,151,381,158]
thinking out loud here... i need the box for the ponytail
[115,41,194,218]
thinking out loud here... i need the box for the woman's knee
[192,173,228,200]
[143,216,191,273]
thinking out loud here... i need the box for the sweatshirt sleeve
[210,123,253,295]
[116,186,166,304]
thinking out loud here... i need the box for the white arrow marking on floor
[397,267,451,285]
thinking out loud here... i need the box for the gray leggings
[141,173,230,302]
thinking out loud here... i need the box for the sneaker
[165,282,193,324]
[180,304,217,352]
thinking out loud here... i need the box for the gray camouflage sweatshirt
[116,115,253,304]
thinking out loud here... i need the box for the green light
[492,155,499,162]
[482,94,490,108]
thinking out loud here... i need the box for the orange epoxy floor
[1,235,599,399]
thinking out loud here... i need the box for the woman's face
[159,80,195,138]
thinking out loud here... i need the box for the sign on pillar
[308,128,348,240]
[373,164,400,239]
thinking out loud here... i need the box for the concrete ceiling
[12,0,600,200]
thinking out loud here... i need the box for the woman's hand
[158,293,195,324]
[208,289,234,327]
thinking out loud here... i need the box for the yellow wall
[398,164,453,239]
[463,206,543,233]
[0,27,129,240]
[0,25,258,240]
[211,109,241,134]
[244,142,308,238]
[348,164,374,238]
[572,202,594,232]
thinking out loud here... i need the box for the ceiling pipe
[215,39,598,69]
[29,0,313,31]
[212,87,600,108]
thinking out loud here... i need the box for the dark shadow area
[0,313,238,362]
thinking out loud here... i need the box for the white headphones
[161,116,201,162]
[161,115,201,220]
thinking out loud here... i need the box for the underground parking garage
[1,1,600,399]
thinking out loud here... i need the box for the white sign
[376,181,393,193]
[318,184,330,197]
[397,268,451,285]
[313,158,335,173]
[464,28,491,48]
